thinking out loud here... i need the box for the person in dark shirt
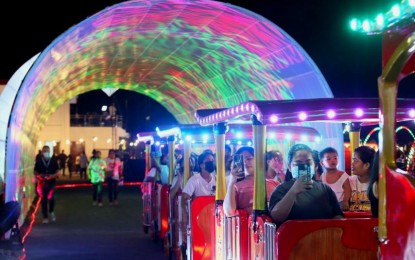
[34,145,59,224]
[57,150,68,176]
[269,144,343,225]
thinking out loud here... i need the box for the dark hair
[368,151,379,217]
[285,144,313,182]
[225,144,232,153]
[312,150,324,175]
[287,144,313,165]
[197,150,214,167]
[91,150,101,159]
[265,150,282,171]
[354,146,376,167]
[319,147,338,160]
[235,146,254,156]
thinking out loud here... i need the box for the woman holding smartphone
[224,146,279,217]
[269,144,343,225]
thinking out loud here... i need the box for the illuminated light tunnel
[0,0,340,219]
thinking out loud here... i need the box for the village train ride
[140,96,415,260]
[139,10,415,259]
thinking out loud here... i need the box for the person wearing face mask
[269,144,343,225]
[34,145,59,224]
[181,151,216,200]
[180,151,216,249]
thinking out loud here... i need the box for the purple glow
[327,109,336,119]
[270,115,279,123]
[299,112,307,121]
[409,109,415,118]
[355,108,364,117]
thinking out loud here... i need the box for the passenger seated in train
[269,144,343,225]
[224,146,279,217]
[312,150,323,181]
[266,150,285,184]
[180,151,216,241]
[170,152,198,198]
[225,144,233,176]
[143,153,169,184]
[349,146,375,212]
[181,150,216,201]
[319,147,352,211]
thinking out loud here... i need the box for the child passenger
[319,147,351,211]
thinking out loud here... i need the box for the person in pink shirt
[224,146,279,216]
[266,150,285,184]
[105,149,123,206]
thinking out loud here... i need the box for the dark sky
[1,0,413,134]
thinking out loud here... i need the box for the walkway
[19,176,166,260]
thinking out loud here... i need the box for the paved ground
[19,176,166,260]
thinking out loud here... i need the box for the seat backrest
[275,218,378,260]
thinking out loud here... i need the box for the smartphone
[233,154,245,178]
[297,163,311,182]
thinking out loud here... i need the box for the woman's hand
[290,175,312,194]
[229,165,242,184]
[341,201,350,211]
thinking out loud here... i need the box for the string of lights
[350,0,415,34]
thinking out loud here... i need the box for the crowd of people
[144,142,379,227]
[34,148,124,224]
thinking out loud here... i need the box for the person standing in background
[34,146,59,224]
[75,154,81,177]
[79,151,89,180]
[105,149,123,206]
[88,150,107,207]
[57,150,68,176]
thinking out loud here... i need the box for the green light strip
[350,1,415,34]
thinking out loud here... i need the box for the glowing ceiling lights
[350,1,415,34]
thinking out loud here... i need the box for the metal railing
[264,222,276,260]
[224,215,241,260]
[70,114,123,127]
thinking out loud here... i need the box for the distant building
[38,101,129,158]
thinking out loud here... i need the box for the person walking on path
[34,145,59,224]
[79,151,89,180]
[105,149,123,206]
[57,150,68,176]
[87,150,107,207]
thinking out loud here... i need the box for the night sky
[1,0,413,136]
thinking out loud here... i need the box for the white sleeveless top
[322,172,349,202]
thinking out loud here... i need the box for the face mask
[43,152,50,159]
[205,161,216,173]
[291,163,315,180]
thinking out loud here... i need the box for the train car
[139,134,156,236]
[155,125,217,260]
[375,20,415,259]
[195,97,415,259]
[195,108,330,259]
[157,124,320,260]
